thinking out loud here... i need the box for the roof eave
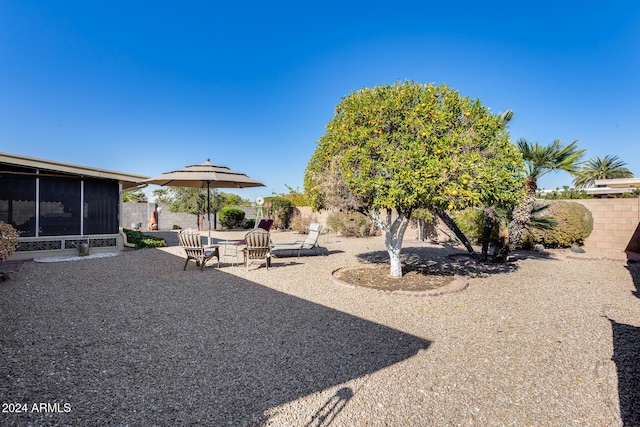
[0,152,150,187]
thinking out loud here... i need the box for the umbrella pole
[207,182,212,246]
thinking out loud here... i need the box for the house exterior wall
[1,152,148,259]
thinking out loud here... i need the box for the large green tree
[573,155,634,188]
[152,188,173,205]
[167,187,223,228]
[495,138,585,260]
[123,189,148,203]
[305,81,525,277]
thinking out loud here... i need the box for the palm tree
[573,155,634,188]
[494,138,586,260]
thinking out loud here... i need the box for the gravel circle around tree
[331,264,469,296]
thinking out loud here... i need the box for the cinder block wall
[122,203,258,231]
[572,198,640,252]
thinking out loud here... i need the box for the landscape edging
[330,266,469,297]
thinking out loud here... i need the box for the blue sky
[1,1,638,203]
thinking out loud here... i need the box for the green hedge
[218,207,246,229]
[122,229,166,249]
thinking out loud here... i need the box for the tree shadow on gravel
[356,245,527,279]
[0,248,430,426]
[609,319,640,426]
[626,254,640,299]
[613,259,640,426]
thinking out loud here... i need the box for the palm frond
[515,138,586,181]
[524,202,557,230]
[572,155,634,188]
[525,216,557,231]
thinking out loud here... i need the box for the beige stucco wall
[293,206,334,227]
[297,199,640,253]
[565,198,640,252]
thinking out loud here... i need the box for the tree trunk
[481,207,496,262]
[495,179,537,261]
[434,207,478,259]
[506,195,535,249]
[365,208,410,278]
[388,240,403,278]
[416,218,425,241]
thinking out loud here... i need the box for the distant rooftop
[539,177,640,198]
[594,177,640,188]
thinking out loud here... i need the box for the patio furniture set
[178,220,325,271]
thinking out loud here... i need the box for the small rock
[570,246,586,253]
[533,244,545,252]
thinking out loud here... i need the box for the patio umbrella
[140,159,265,245]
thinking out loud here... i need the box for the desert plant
[244,219,256,229]
[218,208,246,229]
[0,222,20,261]
[522,200,593,248]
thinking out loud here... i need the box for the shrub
[122,229,166,249]
[244,219,256,229]
[0,222,19,261]
[140,237,167,248]
[522,200,593,248]
[326,210,378,237]
[218,208,246,229]
[264,197,293,229]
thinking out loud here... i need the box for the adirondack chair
[178,229,219,271]
[243,228,271,270]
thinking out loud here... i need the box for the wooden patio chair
[243,228,271,270]
[178,229,219,271]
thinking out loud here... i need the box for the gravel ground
[1,229,639,426]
